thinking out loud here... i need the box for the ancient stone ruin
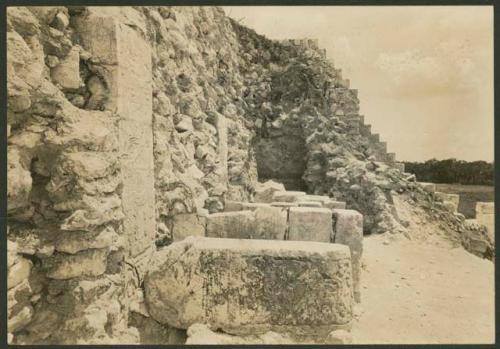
[6,6,494,344]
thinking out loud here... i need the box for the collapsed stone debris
[6,6,494,345]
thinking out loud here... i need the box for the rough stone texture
[50,46,81,89]
[46,248,109,280]
[272,191,307,203]
[325,329,353,344]
[206,211,255,239]
[475,202,494,243]
[303,194,331,206]
[288,207,334,243]
[419,182,436,193]
[435,192,460,213]
[254,180,286,203]
[145,237,353,337]
[8,257,32,290]
[271,202,299,208]
[253,206,288,240]
[325,201,347,210]
[186,323,295,344]
[332,209,363,303]
[224,200,244,212]
[298,201,323,208]
[172,213,206,241]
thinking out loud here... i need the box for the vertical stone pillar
[332,209,363,303]
[75,9,156,266]
[115,22,155,260]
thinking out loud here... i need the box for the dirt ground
[351,233,495,344]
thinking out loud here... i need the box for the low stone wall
[476,202,494,243]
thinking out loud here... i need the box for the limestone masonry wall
[6,6,494,345]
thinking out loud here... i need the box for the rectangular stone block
[254,180,286,203]
[241,202,272,211]
[476,202,494,243]
[476,202,494,215]
[206,211,255,239]
[272,191,306,203]
[271,202,298,208]
[46,248,108,280]
[332,209,363,303]
[324,201,347,210]
[288,207,333,243]
[224,200,244,212]
[172,214,206,241]
[303,194,331,206]
[145,237,353,338]
[435,192,459,212]
[298,201,323,208]
[253,206,287,240]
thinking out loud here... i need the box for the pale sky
[223,6,494,162]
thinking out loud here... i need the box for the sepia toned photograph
[4,3,495,345]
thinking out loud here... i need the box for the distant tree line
[403,159,494,185]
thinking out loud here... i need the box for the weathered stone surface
[254,180,286,203]
[476,202,494,214]
[51,47,81,89]
[324,201,347,210]
[419,182,436,193]
[475,202,494,242]
[55,226,118,254]
[46,248,108,279]
[288,207,333,243]
[303,194,331,206]
[332,209,363,303]
[8,305,34,333]
[58,152,118,179]
[272,191,307,203]
[7,147,32,212]
[325,329,353,344]
[145,237,353,337]
[253,206,287,240]
[298,201,323,208]
[8,257,32,290]
[271,202,298,208]
[241,202,272,211]
[224,200,244,212]
[206,211,255,239]
[172,213,206,241]
[435,192,459,212]
[186,323,295,344]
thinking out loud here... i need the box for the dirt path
[351,233,495,344]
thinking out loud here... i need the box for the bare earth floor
[352,233,495,344]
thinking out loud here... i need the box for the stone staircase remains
[154,179,365,342]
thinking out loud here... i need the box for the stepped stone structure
[6,6,494,345]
